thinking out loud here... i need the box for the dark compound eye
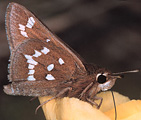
[97,74,107,84]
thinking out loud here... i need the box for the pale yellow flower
[39,91,141,120]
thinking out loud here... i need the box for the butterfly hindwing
[10,39,78,82]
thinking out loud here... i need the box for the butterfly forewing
[6,2,86,71]
[5,3,87,96]
[6,3,47,50]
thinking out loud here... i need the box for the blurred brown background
[0,0,141,120]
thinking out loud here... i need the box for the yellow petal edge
[39,91,141,120]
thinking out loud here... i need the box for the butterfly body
[4,2,119,106]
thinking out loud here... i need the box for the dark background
[0,0,141,120]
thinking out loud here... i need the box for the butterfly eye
[97,74,107,84]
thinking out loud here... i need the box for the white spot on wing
[26,23,32,28]
[30,17,35,23]
[41,47,50,54]
[20,31,28,37]
[27,75,36,81]
[28,64,35,69]
[58,58,64,65]
[33,50,42,57]
[46,39,50,42]
[10,84,14,93]
[24,54,38,65]
[28,70,35,74]
[24,55,32,60]
[19,24,25,31]
[47,64,54,71]
[27,59,38,65]
[26,17,35,28]
[46,74,55,80]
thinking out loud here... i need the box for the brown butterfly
[3,2,139,110]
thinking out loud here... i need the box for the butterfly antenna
[112,69,140,75]
[111,91,117,120]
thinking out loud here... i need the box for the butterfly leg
[35,87,72,114]
[86,96,103,109]
[93,96,103,109]
[79,82,93,99]
[30,97,38,102]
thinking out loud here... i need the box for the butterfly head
[85,64,121,92]
[95,71,120,91]
[95,69,139,92]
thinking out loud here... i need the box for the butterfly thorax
[55,63,114,99]
[66,64,117,100]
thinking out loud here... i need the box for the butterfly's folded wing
[4,3,87,96]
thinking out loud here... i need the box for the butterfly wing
[4,3,87,96]
[10,39,81,82]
